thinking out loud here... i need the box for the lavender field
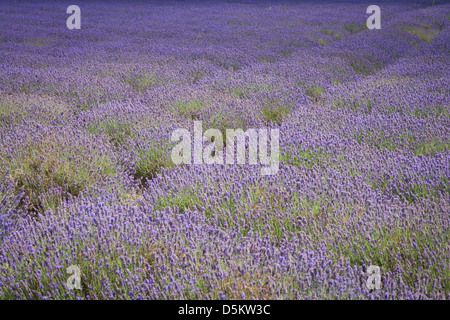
[0,0,449,300]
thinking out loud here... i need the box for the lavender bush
[0,0,448,300]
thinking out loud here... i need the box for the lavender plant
[0,0,448,300]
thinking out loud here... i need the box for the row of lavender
[0,1,449,299]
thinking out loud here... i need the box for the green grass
[212,184,339,243]
[405,178,449,200]
[153,181,309,241]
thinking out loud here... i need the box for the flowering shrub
[0,1,448,300]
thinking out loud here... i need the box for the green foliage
[88,118,134,146]
[0,101,25,125]
[343,23,362,34]
[4,137,116,213]
[0,96,71,126]
[332,79,341,85]
[305,85,324,102]
[317,38,329,47]
[281,147,328,169]
[403,25,439,43]
[320,28,334,36]
[212,184,298,239]
[411,105,449,119]
[172,99,206,120]
[210,111,246,131]
[220,60,241,71]
[335,225,450,295]
[154,185,202,213]
[0,227,159,299]
[349,58,374,76]
[334,97,374,114]
[352,130,415,151]
[134,143,174,182]
[125,73,168,91]
[188,69,205,84]
[229,83,275,99]
[368,172,449,203]
[24,40,46,47]
[281,49,294,57]
[403,178,449,200]
[258,56,277,63]
[261,100,290,125]
[206,111,247,146]
[414,140,450,156]
[66,89,104,112]
[432,18,445,31]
